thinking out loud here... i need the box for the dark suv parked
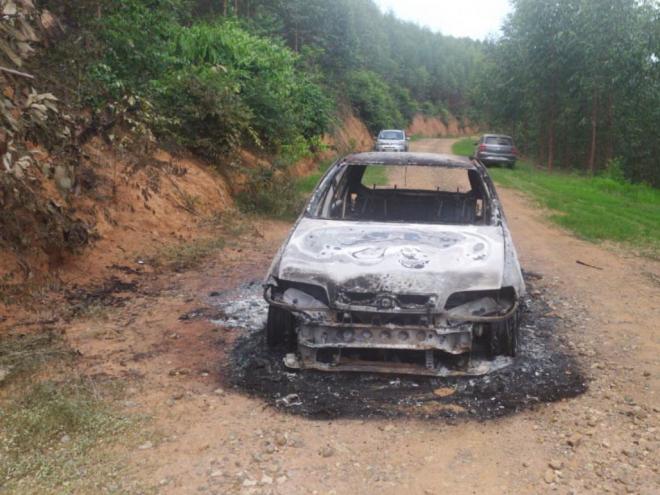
[474,134,518,168]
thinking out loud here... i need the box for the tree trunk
[223,0,227,16]
[604,93,614,165]
[547,122,554,172]
[546,77,558,172]
[588,93,598,175]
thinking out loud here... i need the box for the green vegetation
[361,165,390,187]
[0,333,74,384]
[0,333,143,494]
[21,1,660,220]
[75,4,332,160]
[0,379,141,494]
[44,0,481,160]
[295,159,335,196]
[476,0,660,186]
[451,138,476,158]
[150,235,226,271]
[491,164,659,253]
[453,140,660,253]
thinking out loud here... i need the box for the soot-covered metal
[214,276,587,421]
[262,153,527,376]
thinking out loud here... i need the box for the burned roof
[342,152,476,169]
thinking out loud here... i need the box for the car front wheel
[486,309,520,358]
[266,305,296,350]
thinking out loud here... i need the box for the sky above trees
[373,0,512,39]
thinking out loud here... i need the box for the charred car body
[264,152,525,376]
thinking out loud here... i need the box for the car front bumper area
[264,286,518,377]
[375,144,406,152]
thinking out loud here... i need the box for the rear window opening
[485,136,513,146]
[311,164,493,226]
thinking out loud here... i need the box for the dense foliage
[239,0,483,132]
[33,0,660,188]
[43,0,482,152]
[476,0,660,185]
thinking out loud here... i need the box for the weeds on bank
[0,333,74,385]
[149,236,226,271]
[294,158,335,196]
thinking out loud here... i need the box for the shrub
[71,7,332,159]
[236,166,303,219]
[152,66,255,160]
[170,20,331,149]
[347,70,406,133]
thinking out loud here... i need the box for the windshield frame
[305,161,498,227]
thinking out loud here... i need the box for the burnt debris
[213,277,587,421]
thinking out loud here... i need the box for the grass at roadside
[452,137,475,157]
[295,158,334,195]
[295,159,389,197]
[452,138,660,254]
[0,334,146,494]
[362,165,389,187]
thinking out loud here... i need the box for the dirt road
[67,139,658,494]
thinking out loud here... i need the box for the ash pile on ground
[212,277,588,421]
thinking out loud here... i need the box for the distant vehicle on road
[374,129,409,152]
[473,134,518,168]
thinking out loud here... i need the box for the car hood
[377,139,405,144]
[274,218,507,307]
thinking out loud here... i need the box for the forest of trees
[196,0,484,126]
[38,0,482,158]
[18,0,660,187]
[477,0,659,185]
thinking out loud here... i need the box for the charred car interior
[264,152,526,376]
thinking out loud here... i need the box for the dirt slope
[4,139,658,494]
[407,115,478,138]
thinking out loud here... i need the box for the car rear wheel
[486,309,520,358]
[266,305,296,350]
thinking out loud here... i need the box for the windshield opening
[310,164,492,225]
[378,131,404,140]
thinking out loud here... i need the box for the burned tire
[486,309,520,358]
[266,305,296,350]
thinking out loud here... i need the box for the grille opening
[339,292,432,308]
[316,347,470,370]
[337,311,430,326]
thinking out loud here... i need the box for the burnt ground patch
[65,276,139,316]
[218,278,588,421]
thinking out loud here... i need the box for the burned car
[264,152,526,376]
